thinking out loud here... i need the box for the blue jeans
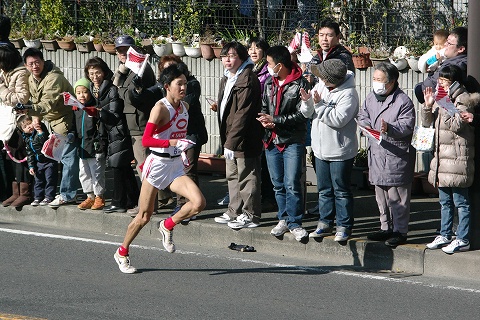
[315,157,354,233]
[438,187,470,241]
[265,143,305,229]
[59,140,79,201]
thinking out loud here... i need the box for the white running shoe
[270,220,288,237]
[30,199,41,206]
[227,213,259,229]
[426,235,452,249]
[442,238,470,254]
[158,220,176,253]
[290,227,308,241]
[214,212,233,224]
[334,231,349,242]
[114,249,137,274]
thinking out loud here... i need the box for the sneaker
[367,229,393,241]
[442,238,470,254]
[158,220,176,253]
[39,198,52,206]
[306,204,319,215]
[385,232,407,247]
[49,195,73,208]
[113,248,137,274]
[30,199,41,206]
[426,235,452,249]
[309,226,333,238]
[270,220,288,237]
[77,197,94,210]
[214,212,233,224]
[217,193,230,206]
[290,227,308,241]
[334,231,350,242]
[90,196,105,210]
[227,213,259,229]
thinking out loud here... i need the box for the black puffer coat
[23,122,54,169]
[95,72,134,168]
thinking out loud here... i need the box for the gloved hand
[224,148,235,160]
[83,106,98,117]
[132,75,143,90]
[175,139,196,152]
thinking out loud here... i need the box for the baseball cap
[115,35,135,48]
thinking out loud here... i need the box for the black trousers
[111,165,139,208]
[33,161,58,201]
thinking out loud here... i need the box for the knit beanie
[74,77,91,93]
[312,59,347,86]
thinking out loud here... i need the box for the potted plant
[184,36,202,58]
[171,37,186,57]
[74,35,94,53]
[345,32,372,69]
[41,32,61,51]
[10,30,25,49]
[57,33,76,51]
[101,32,117,54]
[153,36,173,57]
[352,148,369,189]
[369,44,391,66]
[200,29,216,60]
[92,35,104,52]
[389,46,408,71]
[22,26,44,49]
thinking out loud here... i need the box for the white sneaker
[442,238,470,254]
[270,220,288,236]
[426,235,452,249]
[290,227,308,241]
[30,199,41,206]
[114,248,137,274]
[48,195,73,208]
[158,220,176,253]
[214,213,233,224]
[334,231,350,242]
[227,213,259,229]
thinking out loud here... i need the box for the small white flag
[125,46,150,77]
[63,92,84,109]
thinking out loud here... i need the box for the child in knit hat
[72,78,107,210]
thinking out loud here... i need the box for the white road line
[2,227,480,294]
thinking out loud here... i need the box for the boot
[2,181,19,207]
[11,182,32,208]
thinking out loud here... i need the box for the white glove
[175,139,196,152]
[224,148,235,160]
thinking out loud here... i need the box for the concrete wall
[32,48,430,172]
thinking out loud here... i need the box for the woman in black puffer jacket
[84,57,139,213]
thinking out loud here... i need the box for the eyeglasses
[26,60,42,67]
[445,41,458,47]
[220,53,238,59]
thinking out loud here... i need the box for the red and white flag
[63,92,84,109]
[125,46,150,77]
[288,32,302,53]
[357,122,382,144]
[297,32,313,63]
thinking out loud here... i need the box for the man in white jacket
[299,59,359,242]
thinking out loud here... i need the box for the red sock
[118,245,129,256]
[164,217,176,230]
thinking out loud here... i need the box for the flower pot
[407,57,420,72]
[57,40,76,51]
[352,53,372,69]
[141,39,154,55]
[212,46,223,59]
[370,57,389,66]
[76,41,94,53]
[102,43,117,54]
[200,43,215,60]
[153,43,172,57]
[93,43,104,52]
[11,38,25,49]
[40,39,59,51]
[171,42,186,56]
[24,39,42,49]
[389,58,408,71]
[185,46,202,58]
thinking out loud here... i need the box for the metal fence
[1,0,468,48]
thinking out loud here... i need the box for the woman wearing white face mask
[357,62,416,248]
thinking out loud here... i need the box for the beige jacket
[0,63,30,106]
[421,91,480,188]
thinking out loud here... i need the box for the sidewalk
[1,170,479,281]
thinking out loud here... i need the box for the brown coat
[421,91,480,188]
[0,63,30,106]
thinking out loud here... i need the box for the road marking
[0,313,47,319]
[2,227,480,294]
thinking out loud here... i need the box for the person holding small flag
[357,62,416,247]
[84,57,139,213]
